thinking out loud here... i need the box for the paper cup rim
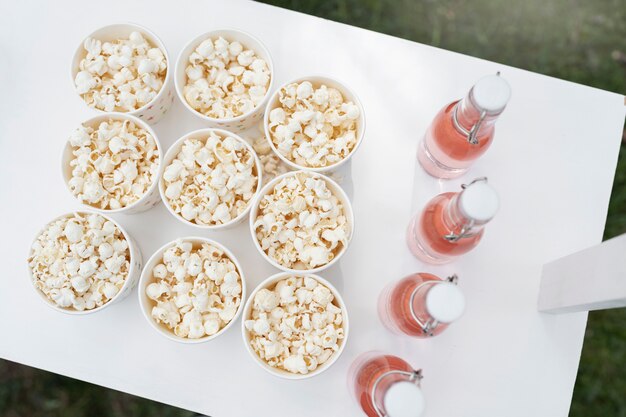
[248,170,354,274]
[27,210,139,315]
[174,28,275,124]
[263,75,366,173]
[70,22,172,116]
[241,271,349,379]
[137,236,247,343]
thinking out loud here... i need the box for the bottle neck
[408,274,460,335]
[442,193,487,241]
[372,369,423,416]
[453,89,502,140]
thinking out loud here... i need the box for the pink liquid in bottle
[418,74,511,179]
[348,352,425,417]
[379,273,465,338]
[407,178,499,264]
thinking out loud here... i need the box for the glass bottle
[417,73,511,179]
[407,177,499,264]
[348,352,425,417]
[379,273,465,338]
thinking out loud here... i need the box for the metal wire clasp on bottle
[408,275,459,336]
[444,177,488,242]
[371,368,424,416]
[452,72,502,145]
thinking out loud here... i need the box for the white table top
[1,1,625,416]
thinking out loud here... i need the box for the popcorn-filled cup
[159,128,263,230]
[249,170,355,274]
[71,23,174,124]
[175,29,274,132]
[241,272,349,379]
[264,75,366,175]
[27,211,143,315]
[61,113,164,215]
[138,237,247,344]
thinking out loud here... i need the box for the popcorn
[183,36,271,119]
[245,275,345,375]
[28,213,131,311]
[75,32,167,112]
[67,119,160,210]
[162,131,259,226]
[267,81,360,168]
[146,240,242,339]
[253,172,350,270]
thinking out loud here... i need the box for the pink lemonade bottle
[378,273,465,338]
[348,352,425,417]
[417,73,511,179]
[407,177,499,264]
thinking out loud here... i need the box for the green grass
[267,0,626,94]
[1,1,625,416]
[0,360,197,417]
[571,144,626,417]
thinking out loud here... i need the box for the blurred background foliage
[1,0,625,416]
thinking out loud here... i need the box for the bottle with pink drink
[348,352,425,417]
[407,177,499,264]
[417,73,511,179]
[379,273,465,338]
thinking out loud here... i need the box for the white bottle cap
[459,180,499,223]
[425,282,466,323]
[472,74,511,114]
[384,381,425,417]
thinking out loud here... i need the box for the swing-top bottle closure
[452,72,511,145]
[372,368,425,417]
[444,177,499,242]
[408,274,465,336]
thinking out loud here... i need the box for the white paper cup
[242,272,349,379]
[71,23,174,124]
[138,237,246,344]
[264,75,365,174]
[159,128,263,230]
[27,210,143,315]
[175,29,274,132]
[249,170,354,274]
[61,112,164,215]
